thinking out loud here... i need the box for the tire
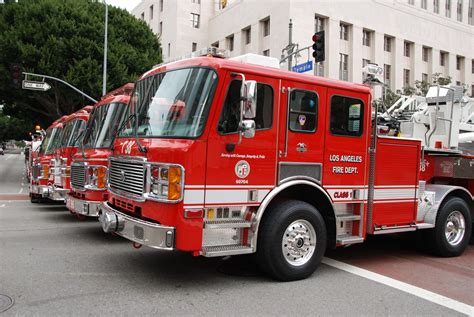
[256,200,327,281]
[426,197,472,257]
[30,194,41,203]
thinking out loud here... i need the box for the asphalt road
[0,153,472,316]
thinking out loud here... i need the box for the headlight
[85,165,107,190]
[147,164,183,202]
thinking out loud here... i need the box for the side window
[289,89,318,133]
[218,80,273,134]
[330,95,364,136]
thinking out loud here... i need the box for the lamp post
[102,0,108,96]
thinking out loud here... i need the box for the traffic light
[10,64,21,88]
[312,31,325,63]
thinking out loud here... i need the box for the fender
[419,184,473,226]
[252,179,335,252]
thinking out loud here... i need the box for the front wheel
[256,200,327,281]
[427,197,472,257]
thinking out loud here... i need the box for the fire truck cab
[67,84,133,218]
[99,50,473,281]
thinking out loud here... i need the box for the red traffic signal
[312,31,325,63]
[10,64,22,88]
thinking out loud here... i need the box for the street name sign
[22,80,51,91]
[292,61,313,73]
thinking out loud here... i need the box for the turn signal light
[42,164,49,179]
[97,166,107,189]
[169,167,181,184]
[168,183,181,200]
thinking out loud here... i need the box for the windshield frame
[119,66,219,140]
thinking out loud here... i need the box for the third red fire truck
[98,49,473,281]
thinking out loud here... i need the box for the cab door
[205,72,279,208]
[277,81,327,184]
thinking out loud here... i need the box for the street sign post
[22,80,51,91]
[292,60,313,73]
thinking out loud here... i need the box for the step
[204,219,252,229]
[201,245,253,257]
[336,235,364,245]
[336,214,361,222]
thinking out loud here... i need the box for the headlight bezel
[84,165,108,191]
[144,163,184,203]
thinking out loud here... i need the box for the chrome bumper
[66,196,102,217]
[99,202,175,250]
[30,184,49,198]
[49,187,68,201]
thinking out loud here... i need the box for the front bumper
[66,195,102,217]
[49,186,68,201]
[99,202,175,250]
[30,184,49,198]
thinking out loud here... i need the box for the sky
[106,0,141,12]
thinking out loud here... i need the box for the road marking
[322,257,474,316]
[0,204,5,208]
[18,188,23,194]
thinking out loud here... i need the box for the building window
[339,23,349,40]
[263,49,270,56]
[456,81,461,85]
[404,41,411,57]
[315,15,325,32]
[362,29,371,46]
[403,69,410,87]
[289,90,318,133]
[433,0,440,12]
[408,0,414,4]
[168,43,170,57]
[149,5,154,19]
[422,47,429,62]
[469,0,473,24]
[218,81,274,134]
[330,96,364,137]
[362,59,371,68]
[191,0,201,3]
[190,13,200,28]
[440,51,446,66]
[384,64,391,86]
[226,34,234,51]
[159,22,163,34]
[446,0,452,17]
[384,35,392,52]
[422,0,427,8]
[262,17,270,37]
[456,55,463,70]
[471,84,474,96]
[160,0,163,11]
[457,0,463,21]
[140,12,144,20]
[472,59,474,73]
[192,42,197,52]
[422,73,429,82]
[243,27,251,45]
[339,53,349,81]
[212,41,219,48]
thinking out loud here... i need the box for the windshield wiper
[134,75,159,153]
[111,113,134,150]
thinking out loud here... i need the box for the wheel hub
[282,220,316,267]
[444,210,465,246]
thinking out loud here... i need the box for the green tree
[0,0,161,135]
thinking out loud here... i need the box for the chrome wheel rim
[282,220,316,266]
[445,210,465,246]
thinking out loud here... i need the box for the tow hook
[132,242,142,249]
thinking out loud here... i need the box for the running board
[336,235,364,245]
[201,245,253,257]
[203,220,252,229]
[373,224,417,235]
[336,214,361,222]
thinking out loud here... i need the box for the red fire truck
[66,84,133,218]
[30,116,67,202]
[50,106,93,202]
[99,50,473,281]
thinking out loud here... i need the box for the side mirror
[242,80,257,119]
[242,120,255,139]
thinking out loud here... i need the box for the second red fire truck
[98,50,473,281]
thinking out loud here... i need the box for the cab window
[218,80,273,134]
[289,89,318,133]
[330,95,364,136]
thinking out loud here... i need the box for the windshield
[38,127,61,155]
[83,102,127,149]
[58,119,86,148]
[120,67,218,138]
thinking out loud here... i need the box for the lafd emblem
[235,160,250,178]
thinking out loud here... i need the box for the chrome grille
[71,163,86,189]
[109,158,145,197]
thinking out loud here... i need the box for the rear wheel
[30,193,42,203]
[256,200,327,281]
[427,197,471,257]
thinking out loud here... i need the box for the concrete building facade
[132,0,474,96]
